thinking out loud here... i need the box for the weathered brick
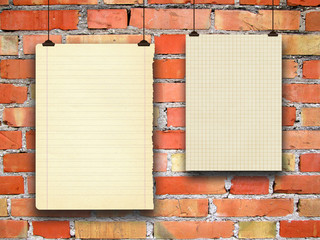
[306,11,320,31]
[1,59,34,79]
[283,84,320,103]
[288,0,320,6]
[3,107,35,127]
[282,153,295,171]
[282,35,320,55]
[213,199,294,217]
[155,176,226,195]
[0,0,8,5]
[280,220,320,238]
[153,106,159,127]
[300,153,320,172]
[104,0,142,3]
[0,176,24,194]
[240,0,279,5]
[87,9,127,29]
[26,130,35,149]
[0,10,79,30]
[167,107,185,127]
[155,34,186,54]
[142,199,208,217]
[0,131,22,150]
[283,130,320,149]
[274,175,320,193]
[149,0,233,3]
[66,34,151,43]
[153,152,167,172]
[130,8,211,29]
[282,107,296,126]
[230,176,269,195]
[215,10,300,30]
[171,153,185,171]
[153,130,185,149]
[27,176,35,194]
[299,199,320,217]
[0,199,7,217]
[75,221,146,239]
[0,36,18,55]
[23,35,62,54]
[301,108,320,126]
[0,84,27,104]
[303,60,320,79]
[239,221,276,239]
[95,210,132,217]
[154,83,185,102]
[3,153,35,172]
[154,221,234,239]
[0,220,28,238]
[30,84,35,100]
[283,59,298,79]
[33,221,70,238]
[14,0,97,4]
[153,59,185,79]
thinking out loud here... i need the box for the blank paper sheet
[186,35,282,171]
[36,44,154,209]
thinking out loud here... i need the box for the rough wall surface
[0,0,319,239]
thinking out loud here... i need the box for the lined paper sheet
[36,44,154,209]
[186,35,282,171]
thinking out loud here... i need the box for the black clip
[268,30,278,37]
[138,39,150,47]
[189,31,199,37]
[42,39,55,47]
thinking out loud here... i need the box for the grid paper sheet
[186,35,282,171]
[36,44,154,209]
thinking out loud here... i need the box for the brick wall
[0,0,319,239]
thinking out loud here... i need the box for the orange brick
[87,9,127,29]
[0,131,22,150]
[283,60,298,79]
[282,35,320,55]
[155,221,234,239]
[27,176,35,194]
[153,152,167,172]
[300,153,320,172]
[280,221,320,238]
[240,0,279,5]
[33,221,70,238]
[11,198,91,217]
[213,199,294,217]
[3,153,35,172]
[283,84,320,103]
[288,0,320,6]
[104,0,142,3]
[306,11,320,31]
[0,36,18,55]
[303,60,320,79]
[155,176,226,195]
[96,210,132,217]
[66,34,151,44]
[26,130,35,149]
[282,107,296,126]
[283,130,320,149]
[153,130,185,149]
[0,176,24,194]
[142,199,208,217]
[154,83,185,102]
[153,59,185,79]
[14,0,97,4]
[215,10,300,30]
[130,8,211,29]
[275,175,320,194]
[0,10,79,30]
[167,107,185,127]
[301,108,320,126]
[0,0,8,5]
[0,84,27,104]
[230,176,269,195]
[23,35,62,54]
[3,107,35,127]
[1,59,34,79]
[299,199,320,217]
[0,220,28,238]
[149,0,233,3]
[155,35,185,54]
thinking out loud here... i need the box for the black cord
[189,0,199,36]
[268,0,278,36]
[43,0,55,46]
[138,0,150,46]
[143,4,145,41]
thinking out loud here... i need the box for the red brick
[105,0,142,3]
[27,176,35,194]
[149,0,233,3]
[11,198,91,217]
[33,221,70,238]
[154,83,185,102]
[153,130,185,149]
[283,59,298,79]
[306,12,320,31]
[230,176,269,195]
[213,199,294,217]
[0,10,79,30]
[26,130,35,149]
[280,221,320,238]
[23,35,62,54]
[14,0,97,4]
[3,153,35,172]
[283,84,320,103]
[282,35,320,55]
[0,0,8,5]
[167,107,185,127]
[1,59,34,79]
[274,175,320,194]
[155,176,226,195]
[3,107,35,127]
[153,59,185,79]
[282,107,296,126]
[153,152,167,172]
[283,130,320,149]
[299,199,320,217]
[130,8,211,29]
[95,210,132,217]
[301,108,320,126]
[142,199,208,217]
[240,0,279,5]
[0,220,28,238]
[66,34,151,43]
[87,9,127,29]
[0,176,24,194]
[215,10,300,30]
[155,35,185,54]
[300,153,320,172]
[0,36,18,55]
[288,0,320,6]
[155,221,234,239]
[303,60,320,79]
[0,84,27,104]
[0,131,22,150]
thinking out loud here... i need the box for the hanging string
[189,0,199,37]
[138,0,150,46]
[43,0,55,46]
[268,0,278,37]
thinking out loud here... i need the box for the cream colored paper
[36,44,154,209]
[186,35,282,171]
